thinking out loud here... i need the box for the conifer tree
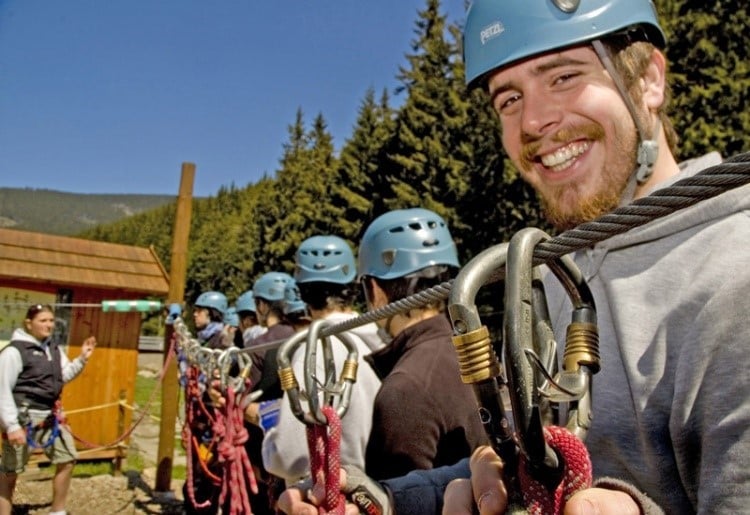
[257,109,340,272]
[381,0,471,246]
[656,0,749,158]
[331,88,396,243]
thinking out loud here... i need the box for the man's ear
[642,49,667,110]
[368,278,389,308]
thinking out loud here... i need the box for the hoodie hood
[322,311,386,352]
[592,152,744,252]
[10,328,43,345]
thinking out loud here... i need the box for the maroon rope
[306,405,345,515]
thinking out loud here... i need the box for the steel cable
[321,153,750,337]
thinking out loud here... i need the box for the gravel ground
[12,472,185,514]
[10,355,188,514]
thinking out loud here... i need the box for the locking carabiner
[448,242,519,477]
[504,227,600,486]
[277,319,359,426]
[217,346,252,397]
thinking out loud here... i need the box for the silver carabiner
[504,227,600,485]
[277,319,359,425]
[448,242,517,468]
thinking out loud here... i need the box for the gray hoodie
[543,152,750,513]
[261,311,383,484]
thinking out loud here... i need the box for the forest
[81,0,750,308]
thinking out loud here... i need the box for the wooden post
[155,162,195,493]
[114,389,126,474]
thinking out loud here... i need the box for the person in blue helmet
[248,272,298,403]
[261,235,383,486]
[192,290,232,350]
[183,290,233,515]
[359,209,487,481]
[279,0,750,513]
[234,290,267,347]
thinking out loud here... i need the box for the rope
[64,337,177,449]
[518,426,593,515]
[183,365,221,510]
[306,405,345,515]
[215,383,258,515]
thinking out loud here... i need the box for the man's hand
[442,445,642,515]
[564,488,640,515]
[443,445,507,514]
[277,466,390,515]
[80,336,97,361]
[6,427,26,446]
[277,469,359,515]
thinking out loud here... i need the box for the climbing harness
[277,319,360,514]
[449,227,599,512]
[19,402,62,449]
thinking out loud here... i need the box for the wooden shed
[0,227,170,461]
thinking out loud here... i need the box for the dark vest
[7,339,64,410]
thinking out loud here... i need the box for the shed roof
[0,228,169,295]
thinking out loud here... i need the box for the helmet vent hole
[389,227,405,234]
[423,238,439,248]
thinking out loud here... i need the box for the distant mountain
[0,188,177,236]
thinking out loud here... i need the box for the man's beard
[520,122,637,231]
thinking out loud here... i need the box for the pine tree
[656,0,750,158]
[258,109,341,272]
[382,0,471,246]
[331,88,396,243]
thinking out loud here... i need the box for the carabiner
[277,319,359,426]
[504,227,600,485]
[217,347,252,396]
[448,242,518,473]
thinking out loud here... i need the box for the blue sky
[0,1,466,197]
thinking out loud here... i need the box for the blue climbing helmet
[235,290,257,313]
[358,208,459,280]
[463,0,666,89]
[283,282,308,315]
[194,291,228,317]
[253,272,295,302]
[295,235,357,285]
[225,306,240,327]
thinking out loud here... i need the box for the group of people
[184,206,491,514]
[2,0,747,513]
[276,0,749,514]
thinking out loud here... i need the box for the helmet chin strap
[591,39,659,185]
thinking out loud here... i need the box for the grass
[134,373,163,420]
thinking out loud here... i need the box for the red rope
[518,425,593,515]
[306,405,345,515]
[183,366,220,509]
[214,383,259,515]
